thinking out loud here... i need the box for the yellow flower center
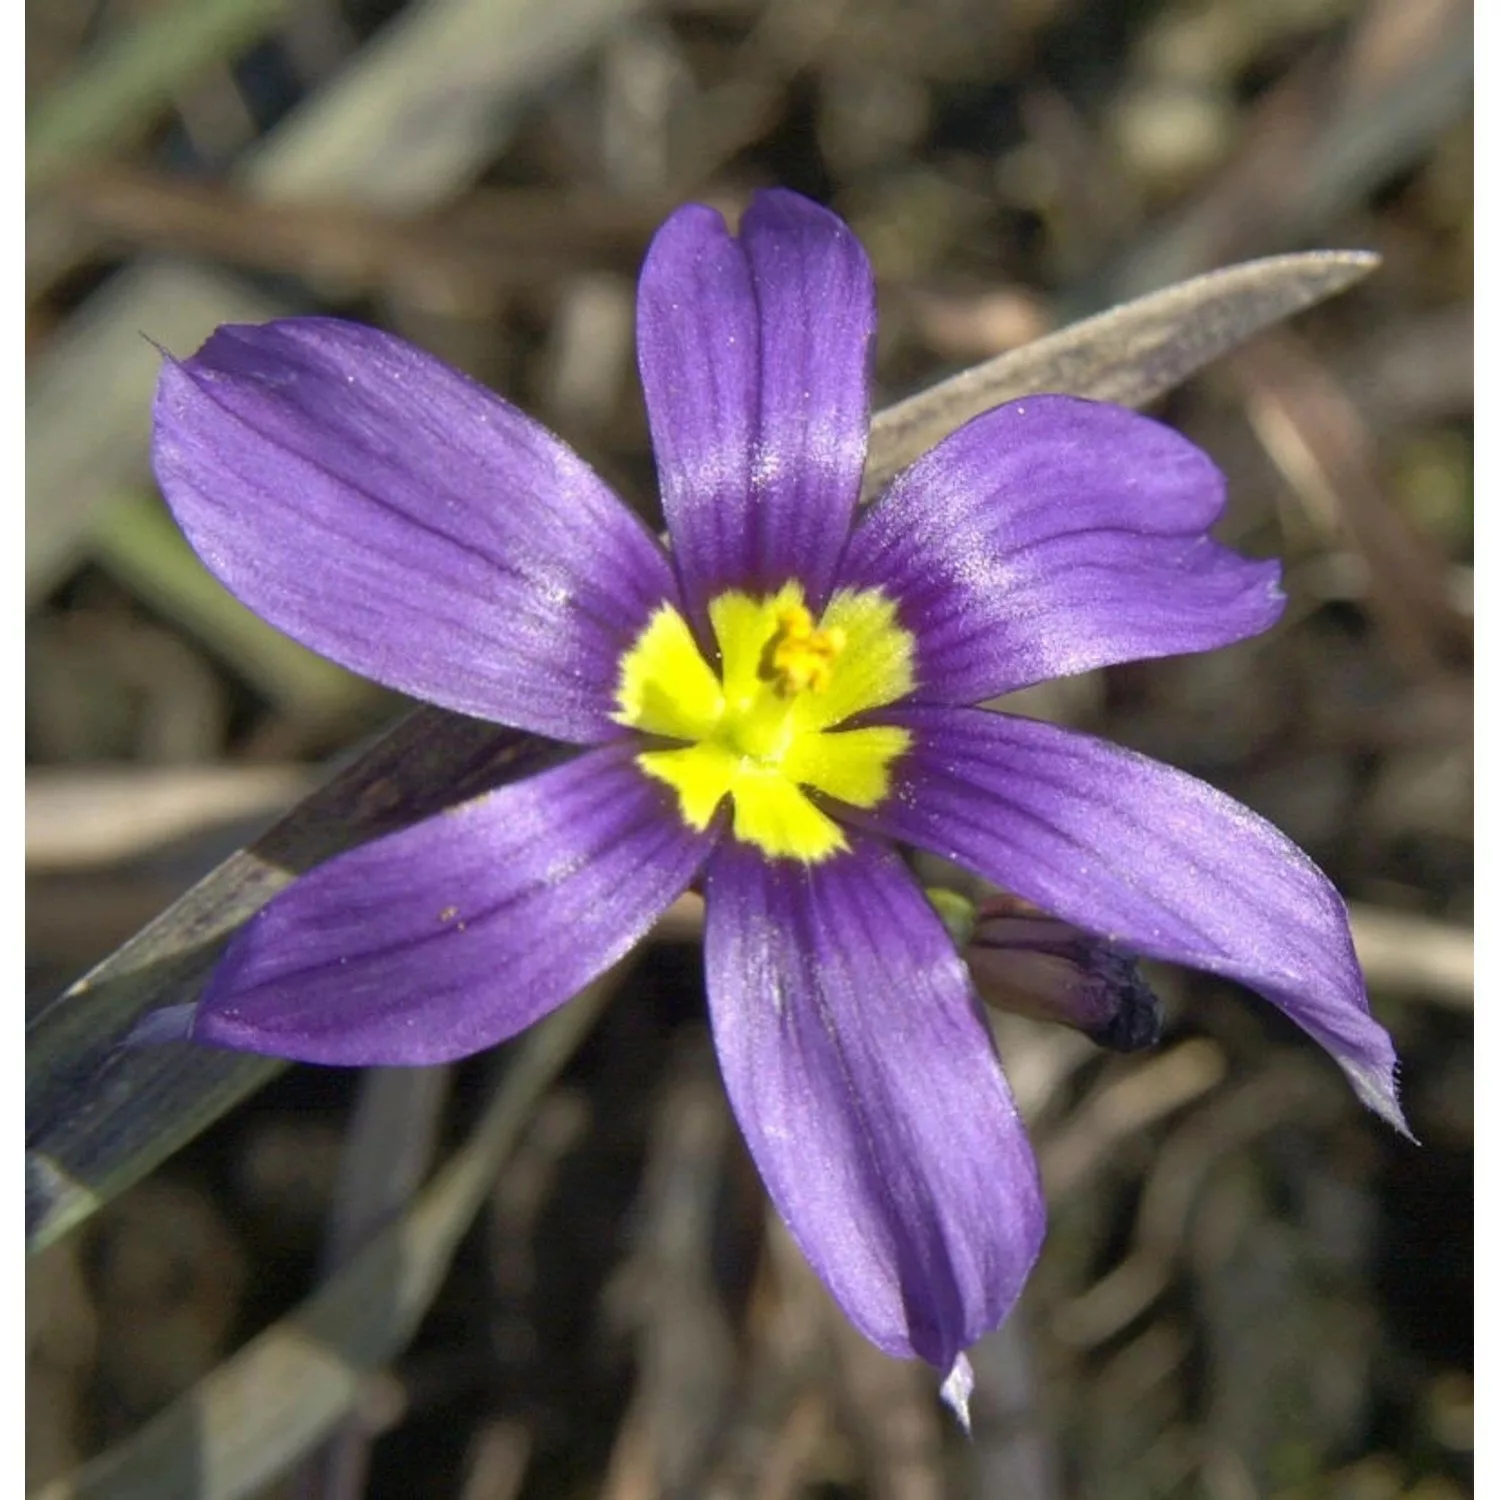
[615,581,915,861]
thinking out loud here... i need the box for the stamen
[759,603,847,697]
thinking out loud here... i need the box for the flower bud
[958,894,1164,1052]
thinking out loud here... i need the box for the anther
[759,604,846,696]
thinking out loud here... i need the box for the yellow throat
[614,580,915,861]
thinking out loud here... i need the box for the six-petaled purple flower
[149,188,1403,1418]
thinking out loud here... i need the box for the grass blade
[26,714,562,1251]
[26,0,289,191]
[864,250,1378,498]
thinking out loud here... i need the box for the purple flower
[150,189,1403,1415]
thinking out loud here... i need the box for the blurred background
[26,0,1473,1496]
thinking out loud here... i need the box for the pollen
[614,581,915,862]
[760,603,847,696]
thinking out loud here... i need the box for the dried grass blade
[864,250,1378,498]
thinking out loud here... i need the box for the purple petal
[189,744,713,1064]
[702,835,1044,1372]
[858,706,1406,1130]
[153,319,677,743]
[838,396,1285,702]
[636,190,875,630]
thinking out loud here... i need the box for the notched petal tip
[742,185,861,242]
[638,187,875,620]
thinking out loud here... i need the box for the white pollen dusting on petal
[752,448,785,489]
